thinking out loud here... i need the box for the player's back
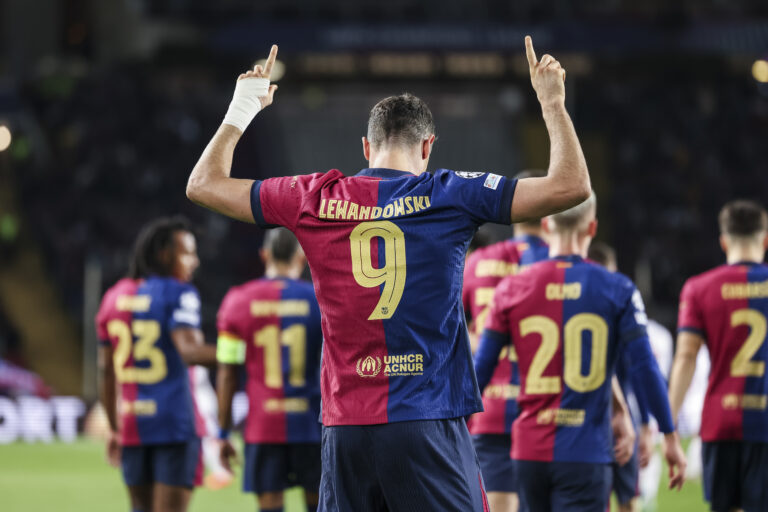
[463,234,549,331]
[678,262,768,442]
[463,235,549,435]
[217,277,322,443]
[493,255,644,463]
[253,168,515,425]
[96,276,202,445]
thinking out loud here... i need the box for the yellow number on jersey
[107,319,166,384]
[349,221,406,320]
[521,316,561,394]
[520,313,609,394]
[254,324,307,389]
[730,308,767,377]
[564,313,608,392]
[474,287,496,335]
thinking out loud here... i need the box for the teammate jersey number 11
[350,221,407,320]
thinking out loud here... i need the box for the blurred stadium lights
[253,58,286,81]
[300,54,357,75]
[444,53,505,76]
[369,53,437,76]
[0,125,12,152]
[753,59,768,83]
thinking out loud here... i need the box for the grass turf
[0,438,708,511]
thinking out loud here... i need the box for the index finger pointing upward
[263,44,278,77]
[525,36,537,68]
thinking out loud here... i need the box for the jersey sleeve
[435,170,517,225]
[216,289,247,365]
[168,284,202,331]
[94,295,111,346]
[617,283,649,346]
[250,172,328,230]
[473,278,515,391]
[677,279,704,337]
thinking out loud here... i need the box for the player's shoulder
[433,168,503,189]
[497,258,553,293]
[682,263,733,291]
[98,277,138,316]
[287,277,316,295]
[102,277,137,301]
[145,276,199,307]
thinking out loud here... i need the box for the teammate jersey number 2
[350,221,406,320]
[730,308,767,377]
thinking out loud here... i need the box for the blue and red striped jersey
[217,277,323,444]
[463,235,549,435]
[95,277,205,446]
[477,256,665,463]
[251,168,516,425]
[678,262,768,443]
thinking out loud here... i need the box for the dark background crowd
[1,0,767,392]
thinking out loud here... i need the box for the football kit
[251,167,516,511]
[96,276,205,488]
[678,262,768,511]
[217,277,323,494]
[475,256,673,512]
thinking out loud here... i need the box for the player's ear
[587,219,598,238]
[541,217,553,234]
[421,135,436,160]
[719,235,729,255]
[362,137,371,162]
[762,232,768,250]
[259,248,267,264]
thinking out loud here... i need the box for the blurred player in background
[669,200,768,512]
[215,227,323,512]
[463,168,549,512]
[588,241,657,512]
[187,37,592,511]
[475,194,686,512]
[96,217,217,512]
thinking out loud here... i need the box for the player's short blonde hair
[548,191,597,232]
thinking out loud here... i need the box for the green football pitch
[0,439,709,511]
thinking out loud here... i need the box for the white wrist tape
[222,78,270,132]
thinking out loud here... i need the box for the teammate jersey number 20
[350,221,406,320]
[521,313,608,394]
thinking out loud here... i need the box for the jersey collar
[552,254,584,263]
[356,168,418,179]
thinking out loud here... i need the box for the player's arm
[667,331,704,424]
[510,37,591,223]
[215,331,246,472]
[171,328,217,366]
[186,45,279,222]
[630,373,654,468]
[97,344,121,467]
[98,344,118,432]
[611,377,635,466]
[473,328,508,393]
[625,335,687,489]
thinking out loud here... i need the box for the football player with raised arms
[96,217,216,512]
[474,194,687,511]
[669,200,768,512]
[216,228,323,512]
[187,37,591,511]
